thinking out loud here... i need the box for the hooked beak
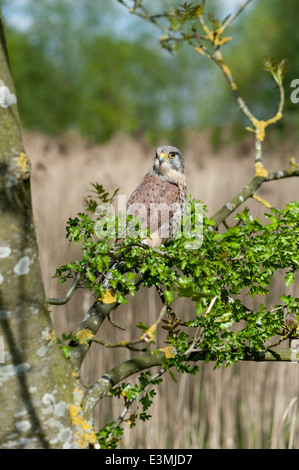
[158,153,167,165]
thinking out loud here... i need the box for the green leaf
[285,271,295,287]
[176,285,214,301]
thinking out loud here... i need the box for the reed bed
[25,129,299,449]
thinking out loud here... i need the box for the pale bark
[0,13,77,449]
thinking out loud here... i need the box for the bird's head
[153,145,184,176]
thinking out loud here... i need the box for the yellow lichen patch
[16,151,30,179]
[255,162,268,178]
[159,346,175,359]
[194,46,207,56]
[252,111,283,142]
[202,25,213,42]
[45,329,57,343]
[16,152,30,181]
[221,62,233,78]
[266,111,282,126]
[75,328,94,345]
[141,323,157,343]
[214,52,233,78]
[70,403,97,448]
[73,387,84,400]
[289,156,299,170]
[215,25,225,36]
[214,35,232,47]
[252,119,266,141]
[252,194,272,209]
[245,126,255,134]
[195,5,204,17]
[70,403,82,426]
[17,151,30,171]
[72,370,80,379]
[98,289,117,304]
[70,388,97,448]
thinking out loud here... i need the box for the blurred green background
[1,0,299,146]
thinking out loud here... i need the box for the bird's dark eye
[169,152,176,158]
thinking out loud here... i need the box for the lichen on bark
[0,12,79,449]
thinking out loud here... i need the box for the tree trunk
[0,12,80,449]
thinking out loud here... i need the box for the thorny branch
[90,305,167,351]
[184,295,217,357]
[81,344,299,429]
[106,366,167,443]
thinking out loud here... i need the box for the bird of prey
[125,145,187,247]
[101,145,187,289]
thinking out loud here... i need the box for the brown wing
[126,172,183,242]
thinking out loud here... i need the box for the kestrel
[125,145,187,247]
[101,145,187,288]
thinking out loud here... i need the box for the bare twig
[118,240,176,261]
[88,305,166,350]
[141,305,167,343]
[211,173,265,228]
[107,366,167,442]
[184,295,217,357]
[266,167,299,181]
[91,335,147,350]
[220,0,254,33]
[46,272,82,305]
[265,324,298,351]
[211,162,299,228]
[117,0,169,34]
